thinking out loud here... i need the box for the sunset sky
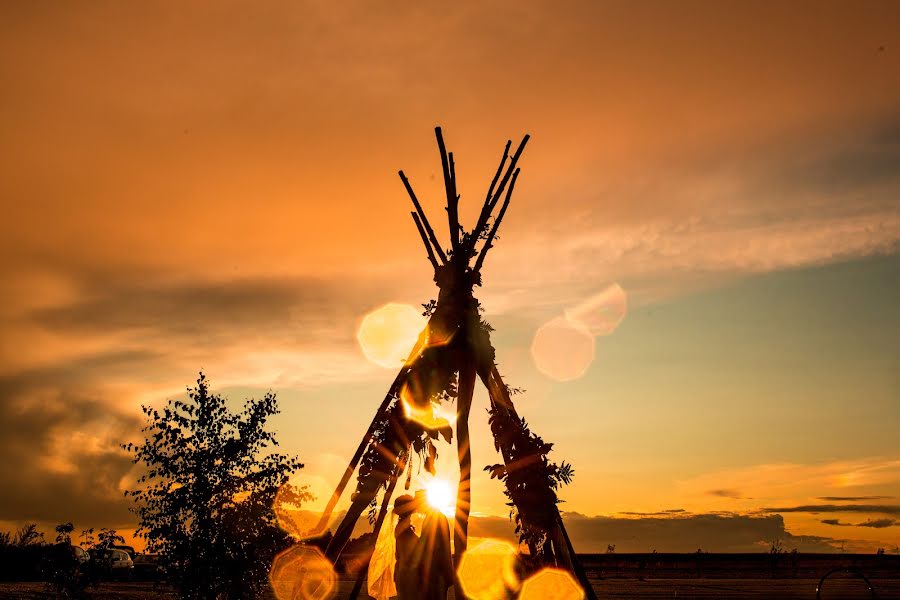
[1,1,898,553]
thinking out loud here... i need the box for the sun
[424,478,455,517]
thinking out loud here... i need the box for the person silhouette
[412,489,454,600]
[392,494,420,599]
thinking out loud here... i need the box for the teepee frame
[317,128,597,600]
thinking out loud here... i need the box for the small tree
[79,528,95,549]
[47,522,86,597]
[93,528,125,550]
[125,373,303,599]
[55,522,74,544]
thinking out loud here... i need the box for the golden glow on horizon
[269,545,336,600]
[456,538,521,600]
[519,567,584,600]
[356,303,426,369]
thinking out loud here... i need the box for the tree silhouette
[54,522,74,544]
[92,528,125,550]
[125,372,304,599]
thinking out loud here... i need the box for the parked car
[112,544,137,558]
[87,548,134,580]
[133,553,164,581]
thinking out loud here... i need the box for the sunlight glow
[357,303,426,369]
[457,538,521,600]
[424,478,455,517]
[269,545,336,600]
[530,316,595,381]
[519,567,584,600]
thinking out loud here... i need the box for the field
[0,554,897,599]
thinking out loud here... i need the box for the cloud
[821,519,852,527]
[678,459,900,508]
[1,1,899,543]
[817,496,894,501]
[0,269,412,527]
[618,509,687,517]
[707,489,746,500]
[30,273,371,350]
[762,504,900,516]
[857,519,897,529]
[468,512,843,553]
[0,364,141,525]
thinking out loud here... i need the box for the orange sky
[1,1,899,552]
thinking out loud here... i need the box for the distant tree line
[0,521,126,584]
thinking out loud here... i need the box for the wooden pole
[476,361,598,600]
[470,135,529,246]
[473,168,519,274]
[399,170,448,264]
[454,360,477,565]
[412,212,440,270]
[312,370,408,537]
[472,140,511,245]
[555,510,598,600]
[435,127,460,253]
[453,360,477,600]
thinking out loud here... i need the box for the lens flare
[457,538,521,600]
[565,283,628,336]
[269,545,336,600]
[530,316,595,381]
[357,303,426,369]
[519,567,584,600]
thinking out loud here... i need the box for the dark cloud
[821,519,852,527]
[707,489,746,500]
[817,496,894,501]
[763,504,900,516]
[469,512,841,553]
[0,365,141,525]
[31,275,374,347]
[619,509,687,516]
[789,121,900,195]
[0,262,423,528]
[857,519,897,529]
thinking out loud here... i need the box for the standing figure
[415,492,454,600]
[392,495,420,599]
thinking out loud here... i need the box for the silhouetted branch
[412,212,440,270]
[435,127,460,252]
[399,170,448,264]
[473,167,519,273]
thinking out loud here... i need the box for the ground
[1,554,898,599]
[2,578,899,599]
